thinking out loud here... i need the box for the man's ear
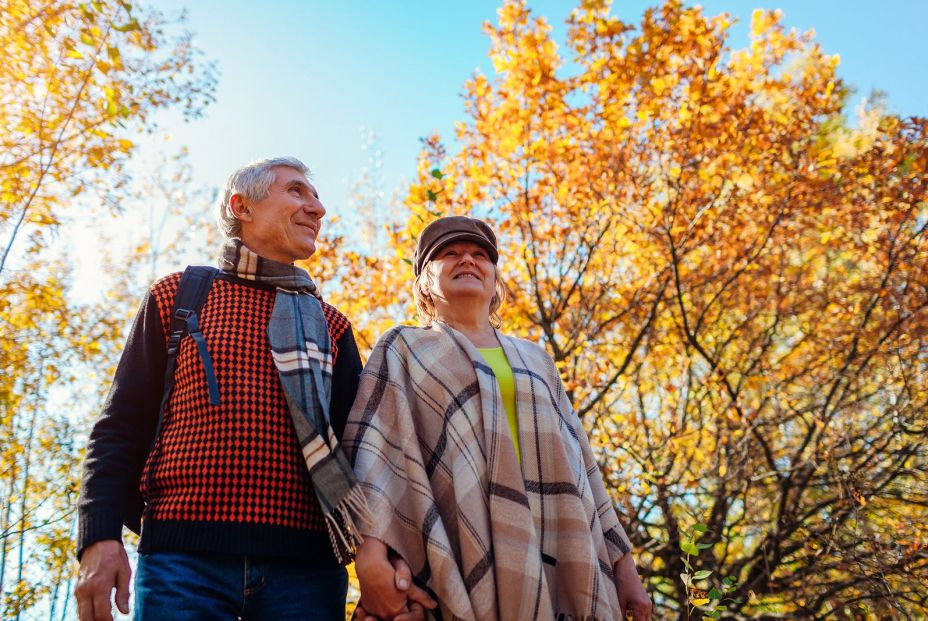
[230,194,253,222]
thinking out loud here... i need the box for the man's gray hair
[217,156,310,239]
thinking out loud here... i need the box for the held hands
[614,552,652,621]
[75,540,131,621]
[353,537,436,621]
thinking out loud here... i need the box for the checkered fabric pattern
[344,323,631,621]
[142,273,349,530]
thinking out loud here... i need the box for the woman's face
[426,240,496,313]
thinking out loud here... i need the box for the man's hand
[355,538,410,619]
[353,540,436,621]
[614,552,652,621]
[75,540,131,621]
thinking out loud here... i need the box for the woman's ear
[230,194,253,222]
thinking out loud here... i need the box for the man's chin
[295,242,316,261]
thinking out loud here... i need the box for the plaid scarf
[344,322,632,621]
[220,239,370,562]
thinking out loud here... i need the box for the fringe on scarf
[324,485,374,563]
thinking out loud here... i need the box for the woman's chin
[446,285,491,301]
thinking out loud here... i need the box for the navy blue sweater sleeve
[330,325,362,441]
[76,290,165,558]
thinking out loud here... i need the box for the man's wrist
[76,509,125,560]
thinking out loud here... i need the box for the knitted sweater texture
[77,272,362,564]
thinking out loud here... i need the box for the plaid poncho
[344,322,631,621]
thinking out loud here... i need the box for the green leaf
[426,189,438,202]
[680,540,699,556]
[708,588,723,600]
[430,168,443,179]
[697,542,713,549]
[693,570,712,580]
[693,523,708,533]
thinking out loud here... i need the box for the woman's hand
[614,552,652,621]
[355,538,436,620]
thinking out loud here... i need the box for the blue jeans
[135,551,348,620]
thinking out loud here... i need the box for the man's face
[239,166,325,264]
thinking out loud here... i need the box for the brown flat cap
[414,216,499,275]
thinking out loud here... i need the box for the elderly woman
[345,216,650,621]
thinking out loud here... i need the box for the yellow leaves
[677,101,692,123]
[102,84,121,116]
[0,18,216,611]
[734,173,754,190]
[749,9,784,40]
[859,228,879,245]
[107,45,121,64]
[650,75,669,96]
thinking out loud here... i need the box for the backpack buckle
[166,329,185,355]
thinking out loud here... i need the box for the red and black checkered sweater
[77,272,362,564]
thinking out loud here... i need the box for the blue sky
[143,0,927,228]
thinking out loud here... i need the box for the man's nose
[305,197,325,217]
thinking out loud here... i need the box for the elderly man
[74,158,430,620]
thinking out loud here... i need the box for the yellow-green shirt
[478,347,520,462]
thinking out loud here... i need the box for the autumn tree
[0,1,215,616]
[331,1,927,618]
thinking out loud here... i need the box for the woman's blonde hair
[413,261,507,328]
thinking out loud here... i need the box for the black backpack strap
[126,266,220,535]
[156,265,220,433]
